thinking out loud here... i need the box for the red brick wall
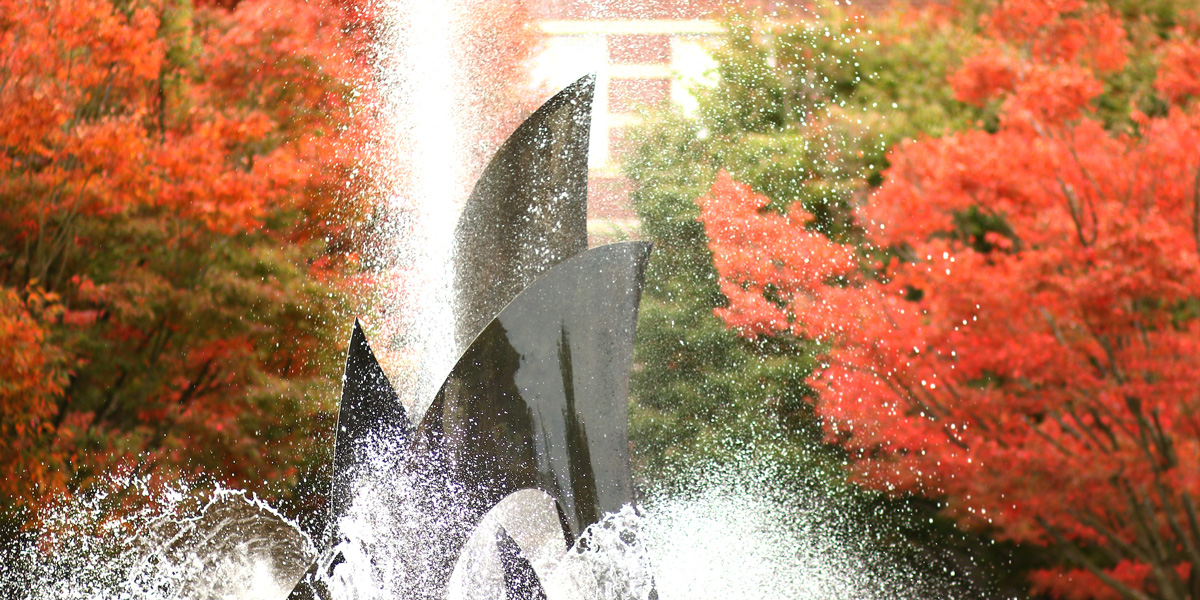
[588,176,637,221]
[534,0,917,225]
[608,77,672,113]
[607,34,672,64]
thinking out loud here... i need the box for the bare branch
[1073,509,1154,565]
[1056,177,1091,247]
[1149,409,1177,469]
[1119,479,1187,599]
[1063,401,1115,454]
[1154,482,1200,587]
[1038,516,1154,600]
[1026,415,1077,459]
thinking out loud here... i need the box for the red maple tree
[0,0,543,530]
[0,0,376,521]
[698,2,1200,598]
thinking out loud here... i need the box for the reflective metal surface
[287,321,408,599]
[452,75,593,355]
[286,77,653,600]
[498,527,548,600]
[411,242,651,589]
[447,489,566,600]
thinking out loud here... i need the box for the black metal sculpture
[409,242,650,589]
[329,320,409,531]
[452,75,594,355]
[288,75,650,599]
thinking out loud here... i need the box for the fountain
[0,73,660,600]
[0,15,985,600]
[284,75,654,599]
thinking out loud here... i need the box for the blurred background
[2,0,1199,598]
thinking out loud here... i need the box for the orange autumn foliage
[698,2,1200,598]
[0,0,377,522]
[0,0,541,530]
[0,288,70,505]
[1157,38,1200,105]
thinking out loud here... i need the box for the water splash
[544,507,657,600]
[637,457,971,600]
[0,456,975,599]
[0,477,314,600]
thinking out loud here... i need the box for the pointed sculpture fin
[498,527,548,600]
[452,74,595,357]
[286,321,408,599]
[329,320,408,541]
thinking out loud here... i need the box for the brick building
[527,0,898,237]
[529,0,726,236]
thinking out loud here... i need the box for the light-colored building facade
[527,0,897,234]
[529,1,725,232]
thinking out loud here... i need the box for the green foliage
[624,3,1028,594]
[626,1,983,483]
[1085,0,1191,130]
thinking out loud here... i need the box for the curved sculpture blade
[288,77,598,600]
[408,241,652,595]
[498,527,548,600]
[452,74,595,356]
[447,489,565,600]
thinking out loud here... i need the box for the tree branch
[1038,515,1154,600]
[1118,478,1187,600]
